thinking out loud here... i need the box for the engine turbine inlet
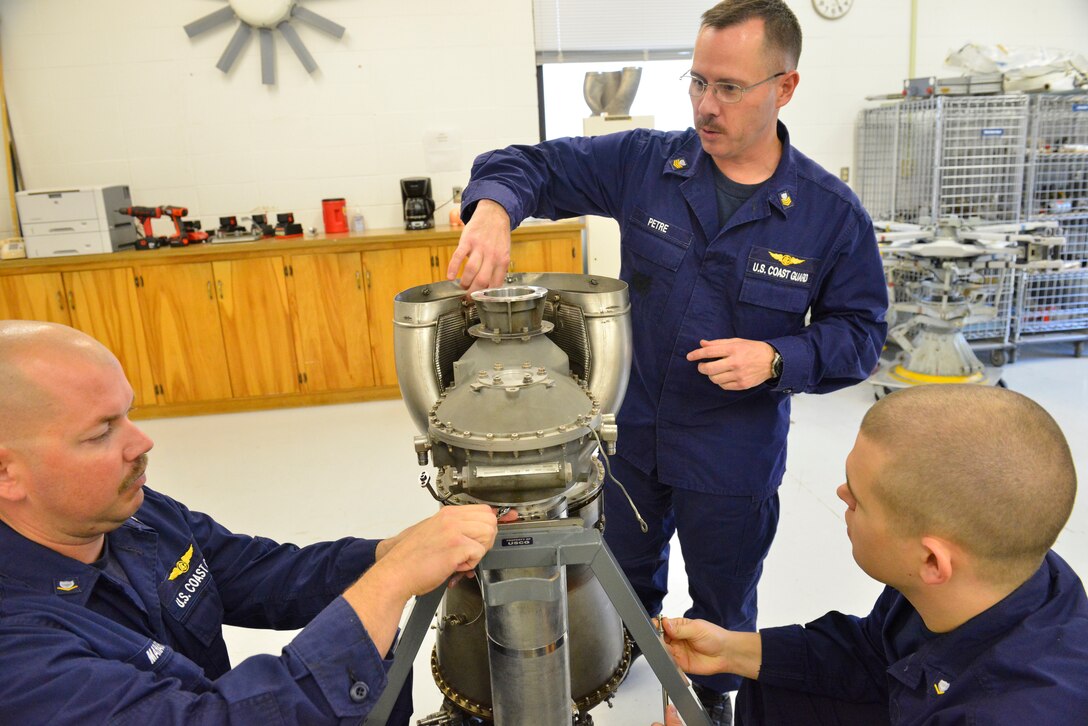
[394,273,633,725]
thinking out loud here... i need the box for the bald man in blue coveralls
[0,320,511,724]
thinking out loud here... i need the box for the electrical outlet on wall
[840,167,850,182]
[452,185,463,198]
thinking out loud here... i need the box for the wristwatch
[770,347,783,381]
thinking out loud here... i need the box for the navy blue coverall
[462,122,888,692]
[0,486,412,724]
[744,551,1088,724]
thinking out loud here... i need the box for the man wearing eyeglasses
[447,2,887,723]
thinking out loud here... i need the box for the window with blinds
[533,0,708,63]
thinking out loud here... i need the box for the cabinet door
[64,269,157,407]
[136,263,233,403]
[361,247,435,387]
[435,244,461,283]
[212,258,299,398]
[0,273,71,323]
[287,252,376,391]
[509,237,582,274]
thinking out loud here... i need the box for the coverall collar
[886,557,1052,689]
[0,516,152,607]
[665,120,800,240]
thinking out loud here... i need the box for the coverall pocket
[622,211,692,327]
[624,207,691,271]
[736,276,810,338]
[160,568,225,647]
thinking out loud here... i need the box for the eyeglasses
[681,71,786,104]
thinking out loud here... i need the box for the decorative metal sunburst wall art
[184,0,345,85]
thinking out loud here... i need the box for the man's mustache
[120,453,149,492]
[696,117,725,133]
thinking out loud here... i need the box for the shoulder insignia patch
[671,158,687,169]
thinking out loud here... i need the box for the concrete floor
[137,343,1087,725]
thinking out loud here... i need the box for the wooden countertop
[0,219,585,275]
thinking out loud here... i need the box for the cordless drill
[160,206,208,246]
[117,206,166,250]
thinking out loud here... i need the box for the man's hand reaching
[447,199,512,293]
[347,505,516,654]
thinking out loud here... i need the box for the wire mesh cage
[1024,95,1088,221]
[936,96,1030,222]
[1013,268,1088,338]
[857,96,1030,224]
[856,100,938,223]
[854,107,897,221]
[1051,214,1088,261]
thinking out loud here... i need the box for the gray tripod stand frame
[364,519,711,726]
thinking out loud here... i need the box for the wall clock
[812,0,854,20]
[184,0,345,85]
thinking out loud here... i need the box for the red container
[322,198,348,234]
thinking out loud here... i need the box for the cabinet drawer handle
[365,268,371,288]
[216,280,224,299]
[56,291,65,311]
[67,290,76,310]
[355,270,362,290]
[207,281,213,300]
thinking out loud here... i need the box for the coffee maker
[400,177,435,230]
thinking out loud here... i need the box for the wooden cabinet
[435,243,461,282]
[287,251,376,392]
[0,270,156,407]
[438,232,583,281]
[510,236,582,274]
[0,221,584,417]
[0,272,70,323]
[212,257,299,398]
[135,262,233,404]
[362,246,435,386]
[64,268,157,407]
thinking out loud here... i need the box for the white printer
[16,185,140,258]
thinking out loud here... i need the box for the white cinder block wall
[0,0,1086,240]
[0,0,539,237]
[780,0,1088,188]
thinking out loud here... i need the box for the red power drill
[160,206,208,246]
[117,206,167,250]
